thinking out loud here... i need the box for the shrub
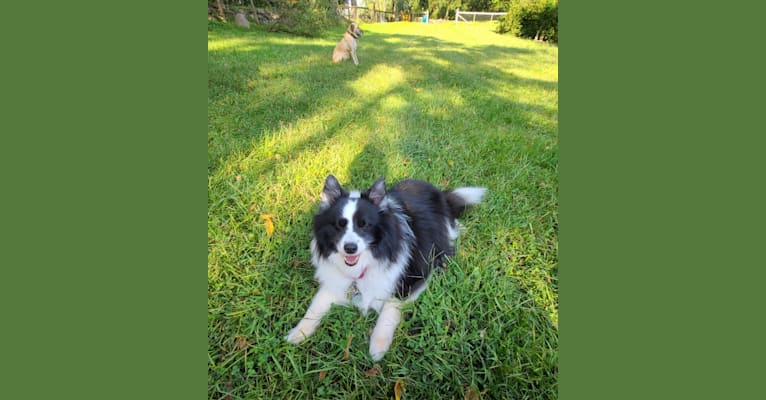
[497,0,558,43]
[208,0,343,37]
[268,0,344,37]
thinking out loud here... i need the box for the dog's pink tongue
[344,255,359,266]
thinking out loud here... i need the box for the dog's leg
[351,48,359,66]
[369,301,402,361]
[285,287,338,344]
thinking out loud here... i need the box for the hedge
[497,0,558,43]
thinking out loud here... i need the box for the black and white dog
[286,175,486,361]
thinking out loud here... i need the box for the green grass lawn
[208,20,557,399]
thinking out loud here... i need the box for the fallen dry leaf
[365,364,380,376]
[342,333,354,361]
[464,386,479,400]
[260,214,275,236]
[394,379,405,400]
[235,175,242,182]
[233,335,251,351]
[318,370,327,381]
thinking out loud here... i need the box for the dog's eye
[357,219,367,229]
[337,218,347,228]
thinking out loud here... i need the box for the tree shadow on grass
[208,27,557,173]
[348,143,389,187]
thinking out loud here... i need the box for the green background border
[561,2,765,399]
[3,2,206,398]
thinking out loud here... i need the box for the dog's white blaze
[349,190,361,198]
[451,187,487,205]
[341,199,358,220]
[339,200,366,255]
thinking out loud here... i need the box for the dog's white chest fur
[350,261,404,314]
[311,238,405,315]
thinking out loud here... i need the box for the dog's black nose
[343,243,358,254]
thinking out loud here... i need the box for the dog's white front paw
[285,325,311,344]
[369,332,394,361]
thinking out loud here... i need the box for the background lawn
[208,20,558,399]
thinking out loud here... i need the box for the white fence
[454,9,508,24]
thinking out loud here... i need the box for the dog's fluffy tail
[445,187,487,218]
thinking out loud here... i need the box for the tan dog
[332,23,363,65]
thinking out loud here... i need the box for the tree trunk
[215,0,226,22]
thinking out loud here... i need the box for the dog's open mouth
[344,255,360,266]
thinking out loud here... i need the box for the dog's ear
[367,178,386,206]
[320,174,343,210]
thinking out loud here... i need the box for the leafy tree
[427,0,462,19]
